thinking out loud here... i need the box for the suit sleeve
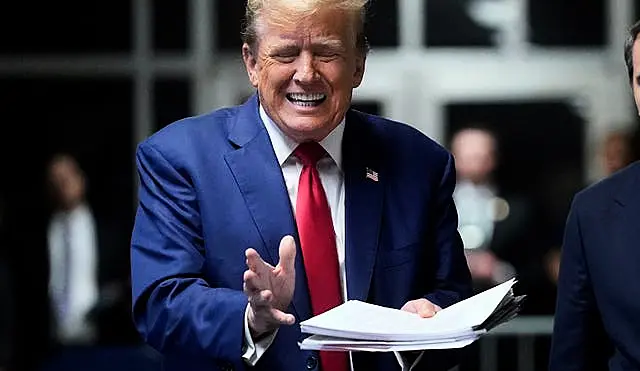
[424,153,473,308]
[548,196,609,370]
[130,142,247,367]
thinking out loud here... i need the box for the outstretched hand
[244,235,297,338]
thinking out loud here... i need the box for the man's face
[633,37,640,114]
[451,130,496,184]
[49,159,85,210]
[602,134,630,175]
[242,8,366,142]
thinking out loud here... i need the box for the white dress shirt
[242,106,422,371]
[47,203,98,344]
[453,180,496,251]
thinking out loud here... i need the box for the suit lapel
[343,110,384,302]
[223,95,311,321]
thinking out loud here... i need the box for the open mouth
[286,93,327,107]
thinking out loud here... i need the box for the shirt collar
[260,104,344,169]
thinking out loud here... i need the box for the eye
[313,45,343,61]
[317,51,339,59]
[269,46,299,63]
[273,54,297,63]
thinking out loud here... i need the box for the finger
[401,299,438,317]
[418,308,436,318]
[245,248,273,276]
[245,248,262,271]
[277,235,297,273]
[243,270,262,295]
[418,303,437,318]
[249,289,273,309]
[261,290,273,303]
[401,301,418,313]
[270,308,296,325]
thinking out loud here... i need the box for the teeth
[292,101,318,107]
[287,93,326,102]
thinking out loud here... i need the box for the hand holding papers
[299,278,525,352]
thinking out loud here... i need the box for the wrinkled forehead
[254,6,359,44]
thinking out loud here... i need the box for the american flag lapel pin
[365,167,379,182]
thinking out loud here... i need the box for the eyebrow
[313,39,345,50]
[313,35,344,44]
[269,43,299,53]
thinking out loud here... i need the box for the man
[47,154,136,348]
[549,19,640,370]
[599,130,635,177]
[130,1,472,370]
[451,127,518,289]
[46,154,100,345]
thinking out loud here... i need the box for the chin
[281,120,331,141]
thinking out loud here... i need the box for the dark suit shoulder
[573,161,640,212]
[135,106,244,169]
[142,106,238,149]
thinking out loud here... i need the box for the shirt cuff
[242,304,279,366]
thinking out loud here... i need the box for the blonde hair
[242,0,370,54]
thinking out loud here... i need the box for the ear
[242,43,259,88]
[352,53,366,88]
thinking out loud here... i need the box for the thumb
[418,302,437,318]
[278,235,297,272]
[419,307,436,318]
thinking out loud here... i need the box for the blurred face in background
[48,156,86,211]
[242,5,366,142]
[451,129,497,184]
[601,132,631,175]
[633,37,640,114]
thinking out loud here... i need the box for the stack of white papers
[298,278,525,352]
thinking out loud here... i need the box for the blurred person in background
[631,122,640,164]
[599,129,635,176]
[46,153,100,345]
[450,126,534,291]
[46,154,137,350]
[129,0,472,370]
[4,153,138,371]
[538,127,637,300]
[544,128,639,292]
[450,126,552,371]
[549,19,640,370]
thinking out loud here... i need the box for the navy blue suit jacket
[550,162,640,370]
[130,95,472,371]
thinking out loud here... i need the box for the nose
[293,52,318,83]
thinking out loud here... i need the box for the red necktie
[294,142,349,371]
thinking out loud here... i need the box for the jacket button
[306,355,318,370]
